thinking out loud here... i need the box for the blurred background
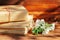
[0,0,60,40]
[0,0,60,23]
[24,0,60,23]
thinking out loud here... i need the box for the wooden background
[0,23,60,40]
[24,0,60,11]
[0,0,60,40]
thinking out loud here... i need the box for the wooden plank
[0,28,25,30]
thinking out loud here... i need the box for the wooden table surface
[0,23,60,40]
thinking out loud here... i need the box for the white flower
[35,19,41,27]
[50,23,55,31]
[34,19,55,35]
[42,28,50,35]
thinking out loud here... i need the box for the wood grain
[0,23,60,40]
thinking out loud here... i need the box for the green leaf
[32,27,39,35]
[32,26,44,35]
[45,23,52,28]
[38,27,44,33]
